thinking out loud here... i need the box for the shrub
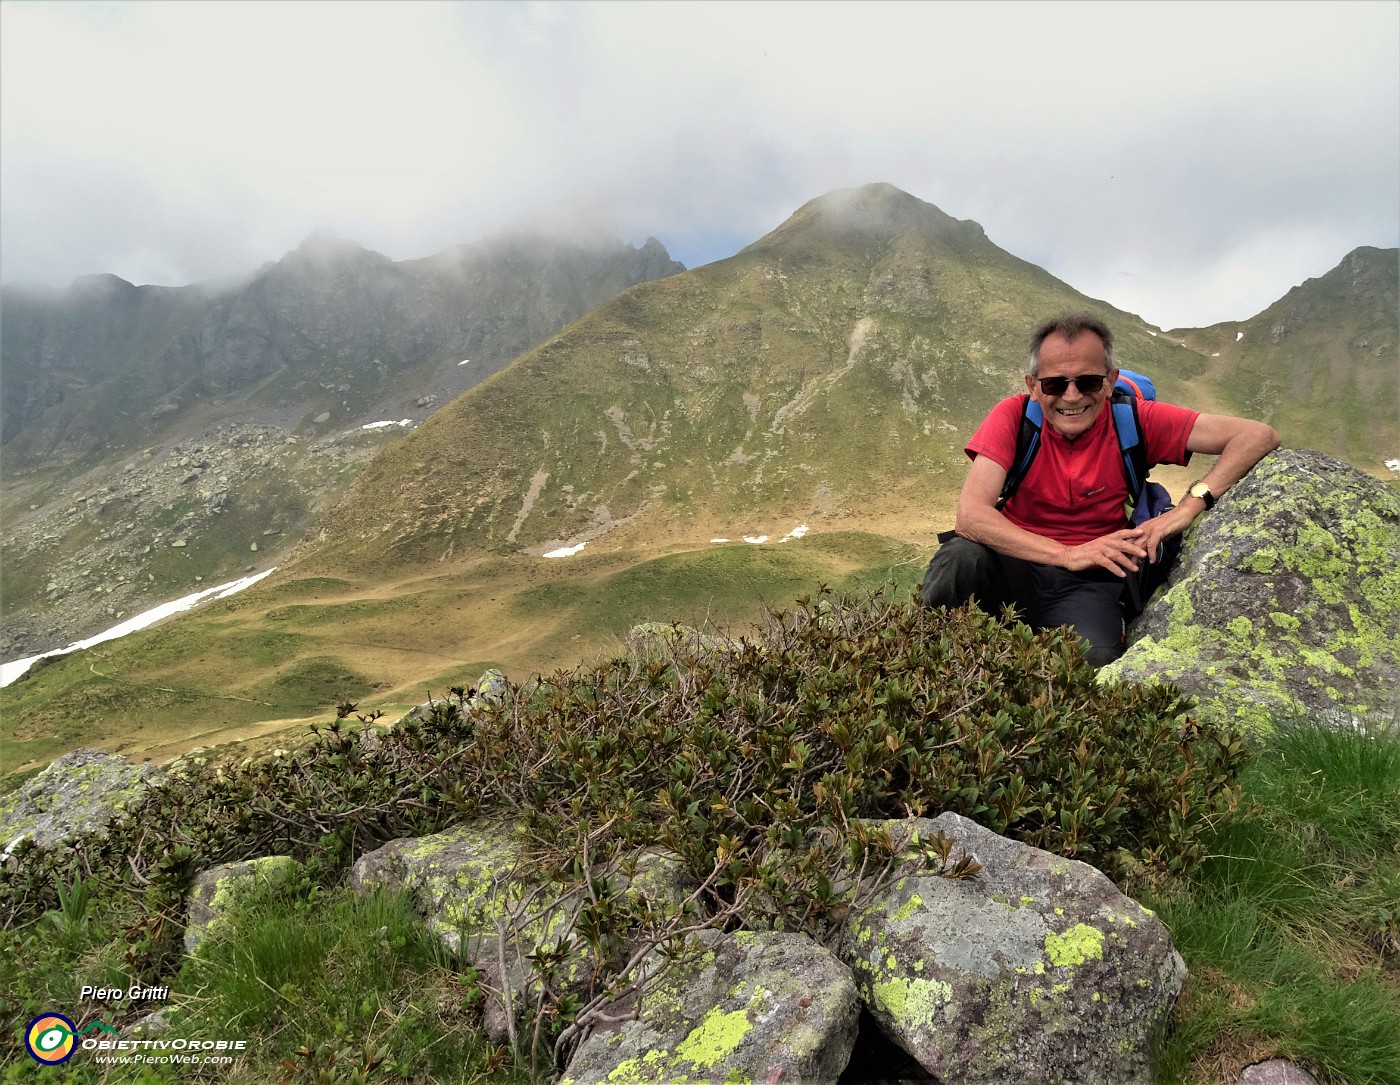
[2,591,1243,942]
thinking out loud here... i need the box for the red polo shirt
[966,395,1199,545]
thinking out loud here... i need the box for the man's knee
[1081,635,1125,669]
[919,535,1002,610]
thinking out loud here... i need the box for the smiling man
[919,312,1280,666]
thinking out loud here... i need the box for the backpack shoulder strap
[996,396,1042,511]
[1111,392,1150,511]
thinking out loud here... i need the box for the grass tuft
[1149,712,1400,1084]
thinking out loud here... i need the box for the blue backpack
[995,369,1173,526]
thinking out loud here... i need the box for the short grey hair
[1027,313,1115,376]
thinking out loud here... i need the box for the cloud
[1,0,1395,328]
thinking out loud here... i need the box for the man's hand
[1135,504,1200,563]
[1061,529,1149,576]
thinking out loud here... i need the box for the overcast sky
[2,0,1396,329]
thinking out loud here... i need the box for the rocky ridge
[2,232,685,655]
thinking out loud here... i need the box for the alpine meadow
[2,183,1398,1085]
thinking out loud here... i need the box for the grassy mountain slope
[1170,245,1398,470]
[0,233,684,658]
[4,184,1389,775]
[317,183,1206,574]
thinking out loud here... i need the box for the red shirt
[966,395,1199,545]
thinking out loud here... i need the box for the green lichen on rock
[1103,450,1400,731]
[0,749,162,850]
[672,1004,755,1069]
[184,855,300,953]
[1044,923,1105,969]
[839,814,1185,1085]
[871,975,954,1027]
[561,931,858,1085]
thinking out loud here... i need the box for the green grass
[510,531,921,642]
[1150,713,1400,1084]
[1,877,529,1084]
[171,882,529,1085]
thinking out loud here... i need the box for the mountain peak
[277,230,386,272]
[745,183,979,257]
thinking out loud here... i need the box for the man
[919,313,1280,666]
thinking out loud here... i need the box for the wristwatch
[1187,480,1216,510]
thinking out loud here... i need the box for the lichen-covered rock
[560,929,859,1085]
[624,621,722,665]
[348,820,537,959]
[0,749,162,854]
[349,822,696,1044]
[184,855,300,953]
[471,669,510,707]
[840,813,1185,1085]
[1101,450,1400,731]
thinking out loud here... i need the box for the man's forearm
[955,503,1069,566]
[1198,424,1281,496]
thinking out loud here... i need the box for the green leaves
[0,587,1248,1058]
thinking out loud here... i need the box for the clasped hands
[1060,505,1198,577]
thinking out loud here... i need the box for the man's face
[1026,331,1118,440]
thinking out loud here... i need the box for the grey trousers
[918,535,1134,667]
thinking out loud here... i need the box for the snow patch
[710,538,731,544]
[779,524,809,542]
[1,569,279,688]
[458,358,472,365]
[1236,331,1244,342]
[361,419,412,430]
[1385,458,1400,473]
[543,542,587,558]
[743,535,770,545]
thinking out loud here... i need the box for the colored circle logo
[26,1013,77,1064]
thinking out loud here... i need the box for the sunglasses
[1035,373,1109,396]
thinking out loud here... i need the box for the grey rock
[839,813,1185,1085]
[472,668,510,707]
[349,821,697,1045]
[561,930,859,1085]
[1101,450,1400,732]
[184,855,301,953]
[349,821,564,1042]
[1238,1060,1320,1085]
[128,1010,171,1037]
[0,749,162,853]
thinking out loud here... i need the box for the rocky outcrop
[561,930,860,1085]
[340,815,1182,1083]
[839,814,1184,1085]
[0,748,161,855]
[0,419,366,660]
[348,822,698,1045]
[1102,450,1400,731]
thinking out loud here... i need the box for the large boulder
[839,813,1185,1085]
[1102,450,1400,731]
[0,749,162,855]
[560,929,860,1085]
[348,821,696,1044]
